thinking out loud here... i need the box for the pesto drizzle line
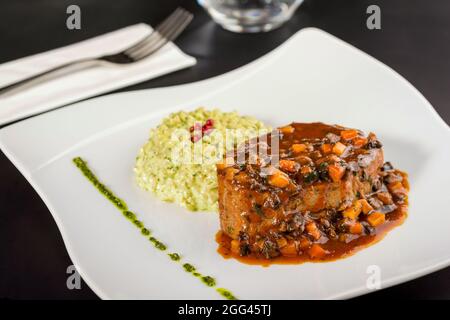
[72,157,236,300]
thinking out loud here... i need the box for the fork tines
[125,8,193,61]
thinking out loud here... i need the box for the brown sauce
[216,200,407,266]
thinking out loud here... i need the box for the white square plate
[1,28,449,299]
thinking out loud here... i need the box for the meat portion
[216,123,407,260]
[285,149,383,213]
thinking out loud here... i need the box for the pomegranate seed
[190,119,214,143]
[205,119,214,127]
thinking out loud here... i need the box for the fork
[0,7,193,97]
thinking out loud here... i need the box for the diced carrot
[263,208,278,218]
[279,125,295,134]
[399,171,409,189]
[299,237,311,250]
[389,181,405,193]
[342,201,363,219]
[338,234,348,242]
[367,212,385,227]
[328,164,345,182]
[291,143,307,154]
[276,237,288,248]
[358,199,373,215]
[306,222,321,240]
[301,166,313,175]
[248,211,262,223]
[321,143,332,154]
[332,142,347,156]
[377,192,393,205]
[353,137,368,148]
[280,241,298,257]
[279,159,299,173]
[230,240,240,255]
[341,129,358,140]
[268,170,290,188]
[308,244,328,259]
[349,222,363,234]
[388,180,408,196]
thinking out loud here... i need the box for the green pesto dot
[201,276,216,287]
[216,288,237,300]
[133,220,143,228]
[183,263,196,273]
[123,211,136,220]
[149,237,167,251]
[168,253,180,261]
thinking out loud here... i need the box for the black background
[1,0,449,299]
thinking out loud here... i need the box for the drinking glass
[197,0,304,33]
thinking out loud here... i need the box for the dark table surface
[1,0,449,300]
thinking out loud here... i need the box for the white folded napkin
[0,23,196,126]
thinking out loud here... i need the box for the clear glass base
[199,0,303,33]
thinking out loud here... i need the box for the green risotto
[134,108,269,211]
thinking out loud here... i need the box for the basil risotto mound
[134,108,269,211]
